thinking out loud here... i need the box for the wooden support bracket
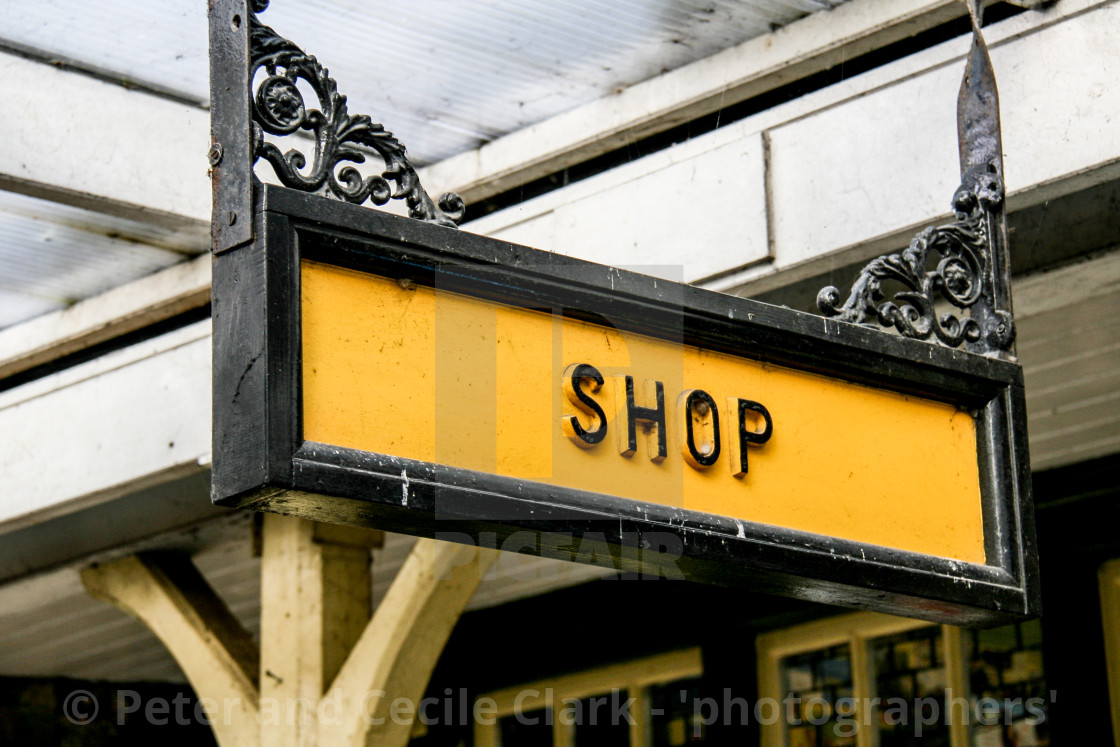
[322,538,499,747]
[82,520,494,747]
[81,552,260,747]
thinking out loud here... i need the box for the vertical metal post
[208,0,255,254]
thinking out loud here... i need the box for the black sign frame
[211,184,1038,626]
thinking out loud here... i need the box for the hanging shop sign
[209,0,1038,625]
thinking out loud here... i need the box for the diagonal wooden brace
[81,552,261,747]
[322,537,499,747]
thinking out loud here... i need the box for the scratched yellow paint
[302,260,985,563]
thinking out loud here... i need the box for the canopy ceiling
[0,0,845,329]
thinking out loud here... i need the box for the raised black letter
[678,389,720,469]
[562,363,607,447]
[727,398,773,477]
[614,376,667,462]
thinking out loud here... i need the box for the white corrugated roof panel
[0,0,848,327]
[0,191,205,329]
[3,0,847,166]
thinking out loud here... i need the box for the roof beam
[0,0,1025,235]
[0,254,210,381]
[421,0,971,203]
[0,320,212,532]
[0,49,209,231]
[463,0,1116,293]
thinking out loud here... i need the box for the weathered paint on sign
[302,260,984,563]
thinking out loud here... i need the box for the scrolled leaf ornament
[246,2,463,227]
[817,167,1010,352]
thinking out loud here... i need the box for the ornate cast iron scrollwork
[816,166,1008,350]
[816,0,1014,358]
[247,0,464,227]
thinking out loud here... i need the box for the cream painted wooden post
[258,514,380,745]
[83,517,495,747]
[553,711,575,747]
[850,634,874,747]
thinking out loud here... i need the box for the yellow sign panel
[302,260,984,564]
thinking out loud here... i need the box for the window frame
[474,647,703,747]
[756,612,970,747]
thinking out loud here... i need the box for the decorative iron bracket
[208,0,463,254]
[817,0,1015,359]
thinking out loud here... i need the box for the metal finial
[958,0,1001,180]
